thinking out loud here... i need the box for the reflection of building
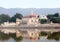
[27,29,39,39]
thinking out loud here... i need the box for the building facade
[16,13,48,26]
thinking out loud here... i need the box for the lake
[0,30,60,42]
[0,38,59,42]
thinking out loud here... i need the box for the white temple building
[1,12,48,26]
[16,12,48,26]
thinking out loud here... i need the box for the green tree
[10,13,23,22]
[54,13,59,17]
[51,17,60,23]
[47,13,59,19]
[0,14,10,24]
[39,19,47,24]
[47,14,54,19]
[47,13,60,22]
[14,13,23,19]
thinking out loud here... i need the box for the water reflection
[39,31,60,41]
[0,32,10,40]
[0,31,60,42]
[0,32,23,42]
[47,31,60,41]
[21,38,58,42]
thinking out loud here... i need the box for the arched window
[30,16,32,18]
[31,20,33,22]
[37,15,39,18]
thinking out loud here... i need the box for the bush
[51,17,60,23]
[39,19,47,24]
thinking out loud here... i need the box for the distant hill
[0,7,60,16]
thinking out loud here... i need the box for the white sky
[0,0,60,8]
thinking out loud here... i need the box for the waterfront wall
[0,24,60,29]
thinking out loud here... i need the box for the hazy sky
[0,0,60,8]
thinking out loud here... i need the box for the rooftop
[24,14,36,18]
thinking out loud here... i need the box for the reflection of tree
[0,32,10,40]
[9,33,23,42]
[15,40,21,42]
[0,32,10,42]
[14,36,23,42]
[47,32,60,41]
[39,31,47,36]
[0,32,23,42]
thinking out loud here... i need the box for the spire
[31,10,34,15]
[29,10,34,16]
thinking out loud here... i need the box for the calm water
[0,31,60,42]
[0,38,58,42]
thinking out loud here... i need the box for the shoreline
[0,24,60,29]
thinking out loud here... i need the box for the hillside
[0,7,60,16]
